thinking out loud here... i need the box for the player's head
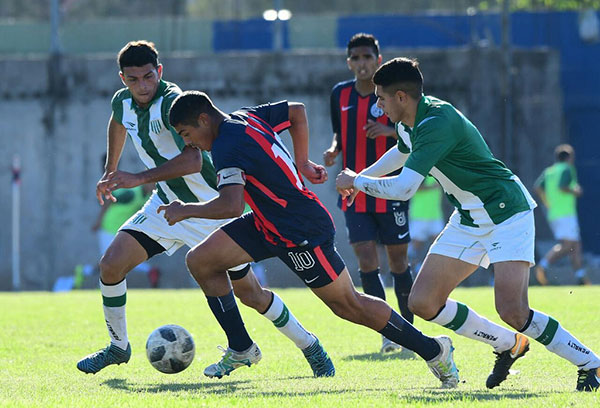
[372,57,423,123]
[346,33,382,81]
[555,143,575,163]
[169,91,220,151]
[117,41,163,108]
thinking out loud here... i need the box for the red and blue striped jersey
[211,101,335,248]
[331,79,400,213]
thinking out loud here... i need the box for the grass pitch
[1,286,599,407]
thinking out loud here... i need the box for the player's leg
[282,240,458,388]
[385,244,413,323]
[311,268,458,388]
[77,230,163,374]
[535,216,577,285]
[229,266,334,377]
[569,240,590,285]
[494,260,600,391]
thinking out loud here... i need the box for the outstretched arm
[96,115,127,205]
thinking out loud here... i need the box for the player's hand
[157,200,189,226]
[96,173,117,205]
[336,168,359,205]
[322,147,339,167]
[103,170,142,191]
[299,160,328,184]
[364,120,395,139]
[573,184,583,197]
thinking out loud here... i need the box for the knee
[98,254,126,283]
[496,304,528,330]
[185,248,209,280]
[389,258,409,274]
[408,292,439,320]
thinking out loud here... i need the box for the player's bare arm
[102,146,202,195]
[96,115,128,205]
[288,102,328,184]
[157,184,245,225]
[323,133,340,167]
[364,119,396,139]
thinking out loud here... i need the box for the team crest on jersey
[150,119,162,134]
[393,211,406,227]
[370,104,384,118]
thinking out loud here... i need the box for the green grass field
[1,286,599,407]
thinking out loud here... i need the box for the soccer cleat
[486,333,530,389]
[77,343,131,374]
[426,335,460,389]
[204,343,262,379]
[534,265,549,286]
[302,338,335,377]
[576,367,600,391]
[381,335,402,354]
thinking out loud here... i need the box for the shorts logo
[370,104,384,118]
[131,214,147,225]
[394,211,406,227]
[490,242,502,251]
[288,251,316,271]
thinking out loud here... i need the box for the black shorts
[343,202,410,245]
[221,213,346,288]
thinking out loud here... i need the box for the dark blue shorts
[221,212,346,288]
[344,202,410,245]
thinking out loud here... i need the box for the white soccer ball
[145,324,195,374]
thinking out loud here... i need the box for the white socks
[429,299,516,352]
[263,293,315,350]
[100,279,129,350]
[520,309,600,370]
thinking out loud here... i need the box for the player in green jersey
[336,57,600,391]
[533,144,589,285]
[77,41,335,379]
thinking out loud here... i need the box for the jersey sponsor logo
[394,210,407,226]
[370,104,384,118]
[341,105,354,112]
[125,121,137,131]
[288,251,316,271]
[150,119,162,134]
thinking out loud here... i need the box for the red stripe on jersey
[313,245,339,281]
[375,114,390,213]
[247,114,275,136]
[246,175,288,208]
[353,96,369,212]
[273,120,291,133]
[244,191,294,247]
[339,86,352,211]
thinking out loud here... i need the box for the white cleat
[204,343,262,379]
[426,336,460,389]
[381,335,403,354]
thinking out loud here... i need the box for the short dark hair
[373,57,423,100]
[117,40,159,71]
[169,91,217,128]
[347,33,379,57]
[555,143,574,162]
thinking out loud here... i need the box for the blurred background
[1,0,599,290]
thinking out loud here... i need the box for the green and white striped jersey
[111,80,218,204]
[397,96,536,228]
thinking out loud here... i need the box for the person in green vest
[533,144,589,285]
[408,175,444,274]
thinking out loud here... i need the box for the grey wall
[0,47,563,290]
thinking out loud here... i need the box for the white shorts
[428,209,535,268]
[410,218,445,242]
[120,192,235,256]
[549,215,580,241]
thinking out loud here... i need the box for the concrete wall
[0,47,563,290]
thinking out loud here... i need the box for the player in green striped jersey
[336,57,600,391]
[77,41,334,379]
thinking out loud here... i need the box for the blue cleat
[302,338,335,377]
[426,336,459,388]
[77,343,131,374]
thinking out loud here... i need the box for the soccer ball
[145,324,195,374]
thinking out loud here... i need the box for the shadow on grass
[343,349,418,362]
[396,388,553,403]
[102,378,251,394]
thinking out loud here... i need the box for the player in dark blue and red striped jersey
[160,90,460,388]
[323,33,414,353]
